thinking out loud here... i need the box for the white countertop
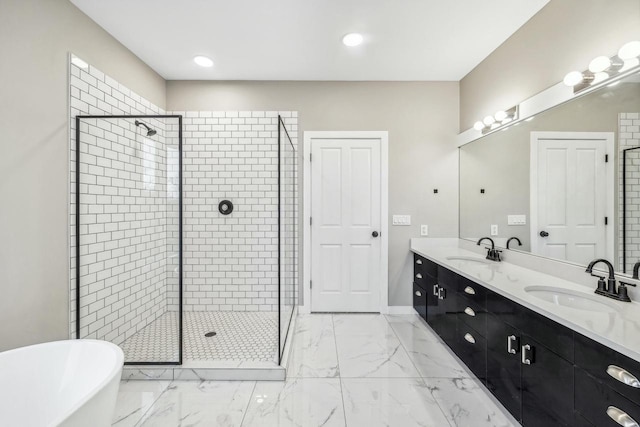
[410,238,640,362]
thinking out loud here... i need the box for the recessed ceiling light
[342,33,363,47]
[71,56,89,69]
[193,55,214,67]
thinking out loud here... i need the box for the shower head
[134,120,157,137]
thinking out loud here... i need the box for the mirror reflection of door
[530,132,614,265]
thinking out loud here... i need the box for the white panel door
[311,138,381,312]
[533,134,612,265]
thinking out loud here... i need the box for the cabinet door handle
[521,344,533,365]
[416,273,423,279]
[464,286,476,295]
[507,335,518,354]
[433,284,439,296]
[416,259,423,265]
[464,333,476,344]
[438,288,446,300]
[607,365,640,388]
[464,307,475,317]
[607,406,639,427]
[415,290,422,297]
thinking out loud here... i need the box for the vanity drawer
[456,323,486,381]
[414,253,437,279]
[457,294,487,337]
[412,282,427,320]
[575,367,640,427]
[456,276,487,309]
[574,332,640,404]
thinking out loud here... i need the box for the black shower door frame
[278,114,297,364]
[75,114,183,365]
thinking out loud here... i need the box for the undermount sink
[524,286,618,313]
[445,256,491,264]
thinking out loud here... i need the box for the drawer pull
[607,365,640,388]
[433,284,439,296]
[522,344,533,365]
[416,259,423,265]
[464,307,476,317]
[507,335,518,355]
[607,406,639,427]
[464,286,476,295]
[416,273,423,279]
[415,290,422,297]
[464,333,476,344]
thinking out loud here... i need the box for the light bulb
[592,72,609,84]
[473,121,485,131]
[618,41,640,60]
[620,57,640,72]
[494,111,508,122]
[483,116,495,126]
[342,33,364,47]
[588,56,611,73]
[502,117,513,124]
[563,71,584,86]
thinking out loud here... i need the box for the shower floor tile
[120,311,278,364]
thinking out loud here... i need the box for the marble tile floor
[113,313,520,427]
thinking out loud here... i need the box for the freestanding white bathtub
[0,339,124,427]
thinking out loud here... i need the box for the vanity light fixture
[342,33,364,47]
[474,106,519,134]
[193,55,214,67]
[563,40,640,94]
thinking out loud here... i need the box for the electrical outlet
[421,225,428,236]
[491,224,498,236]
[392,215,411,226]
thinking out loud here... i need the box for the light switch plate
[508,215,527,225]
[392,215,411,226]
[491,224,498,236]
[421,225,428,236]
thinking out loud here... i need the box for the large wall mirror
[459,70,640,275]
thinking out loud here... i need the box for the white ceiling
[70,0,549,81]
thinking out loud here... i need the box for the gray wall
[0,0,166,351]
[167,81,460,307]
[459,0,640,131]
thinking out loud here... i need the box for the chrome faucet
[477,237,501,262]
[586,258,635,302]
[506,237,522,250]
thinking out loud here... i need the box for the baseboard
[386,306,416,315]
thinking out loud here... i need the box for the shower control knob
[539,231,549,237]
[372,231,379,238]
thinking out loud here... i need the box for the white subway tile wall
[69,57,180,349]
[69,58,299,359]
[619,112,640,272]
[172,111,298,312]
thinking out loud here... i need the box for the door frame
[530,131,615,260]
[301,131,389,314]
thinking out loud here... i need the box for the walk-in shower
[71,81,298,370]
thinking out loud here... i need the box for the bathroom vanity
[411,240,640,427]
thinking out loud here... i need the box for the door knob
[539,231,549,237]
[372,231,379,237]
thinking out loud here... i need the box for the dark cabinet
[457,321,486,381]
[410,250,639,427]
[575,367,640,427]
[486,313,522,420]
[412,282,427,320]
[521,335,574,427]
[432,266,458,348]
